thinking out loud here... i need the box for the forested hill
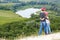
[0,0,60,3]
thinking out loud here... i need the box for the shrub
[0,20,38,38]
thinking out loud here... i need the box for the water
[16,8,40,18]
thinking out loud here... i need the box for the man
[38,7,48,35]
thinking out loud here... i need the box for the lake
[16,8,40,18]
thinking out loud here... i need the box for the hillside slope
[0,10,24,25]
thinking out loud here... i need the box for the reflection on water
[16,8,40,18]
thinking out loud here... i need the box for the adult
[38,7,51,35]
[38,7,47,35]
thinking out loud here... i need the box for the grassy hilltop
[0,10,25,25]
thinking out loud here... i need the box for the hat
[41,7,46,11]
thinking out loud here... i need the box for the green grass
[0,10,25,25]
[0,10,20,17]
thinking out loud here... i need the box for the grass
[0,10,20,17]
[0,10,25,25]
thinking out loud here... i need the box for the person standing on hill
[38,7,51,35]
[38,7,47,35]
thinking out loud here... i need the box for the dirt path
[15,32,60,40]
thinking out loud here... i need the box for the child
[44,12,51,34]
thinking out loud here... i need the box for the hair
[41,7,46,11]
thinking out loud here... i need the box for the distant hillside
[19,0,56,2]
[0,10,24,25]
[0,0,60,3]
[0,0,60,7]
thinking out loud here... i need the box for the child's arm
[47,17,50,23]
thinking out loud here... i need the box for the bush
[0,13,60,39]
[50,17,60,32]
[0,20,38,38]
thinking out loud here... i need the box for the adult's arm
[40,18,45,20]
